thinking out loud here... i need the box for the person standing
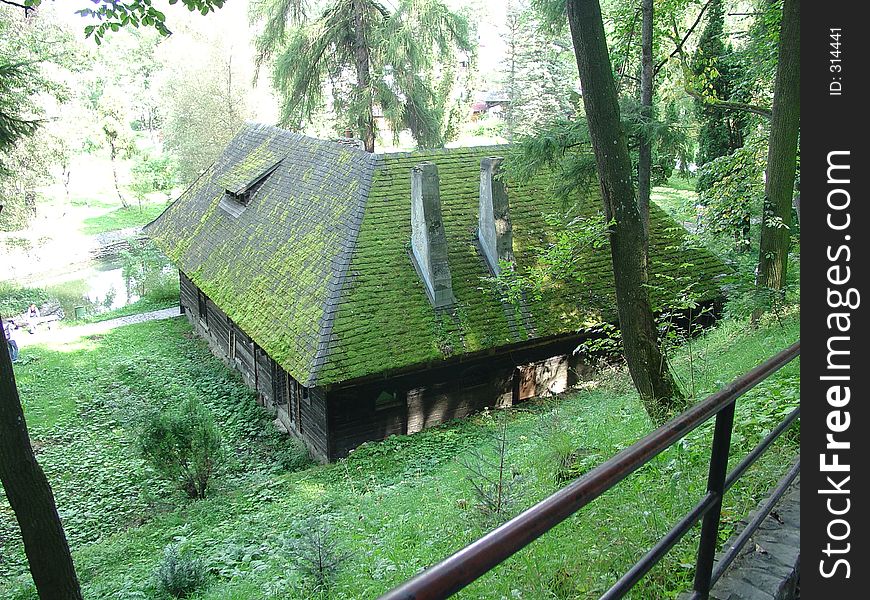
[4,319,18,363]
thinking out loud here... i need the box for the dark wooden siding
[327,339,588,459]
[301,388,329,461]
[180,271,197,315]
[178,271,329,462]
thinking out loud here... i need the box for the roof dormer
[478,156,514,274]
[410,162,456,308]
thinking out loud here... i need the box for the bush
[273,435,313,472]
[0,282,51,318]
[153,544,208,598]
[139,398,223,499]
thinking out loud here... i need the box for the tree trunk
[566,0,682,422]
[637,0,653,246]
[754,0,799,317]
[108,139,129,208]
[353,0,376,153]
[1,320,83,600]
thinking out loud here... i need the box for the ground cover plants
[80,202,171,236]
[1,306,799,599]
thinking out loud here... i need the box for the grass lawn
[67,295,180,325]
[0,311,799,599]
[80,203,170,236]
[652,175,699,227]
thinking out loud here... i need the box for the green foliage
[138,397,224,499]
[696,136,766,252]
[0,281,50,317]
[130,151,176,201]
[23,0,226,40]
[691,0,748,168]
[120,239,173,298]
[459,418,524,528]
[255,0,472,148]
[0,8,79,229]
[0,61,40,155]
[500,4,579,140]
[283,517,350,596]
[152,543,209,598]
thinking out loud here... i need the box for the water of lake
[26,259,140,318]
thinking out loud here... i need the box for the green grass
[80,203,169,236]
[68,295,178,324]
[0,311,799,599]
[652,175,699,227]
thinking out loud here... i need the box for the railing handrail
[380,341,800,600]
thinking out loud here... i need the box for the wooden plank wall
[326,340,590,460]
[179,272,197,315]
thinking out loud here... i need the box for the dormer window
[218,157,283,217]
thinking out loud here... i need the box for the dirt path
[14,306,181,349]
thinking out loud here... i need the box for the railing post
[692,402,736,599]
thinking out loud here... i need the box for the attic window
[219,158,283,217]
[225,169,272,206]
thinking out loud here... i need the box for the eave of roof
[147,126,726,388]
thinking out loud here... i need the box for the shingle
[147,127,726,388]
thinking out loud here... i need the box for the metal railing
[380,341,800,600]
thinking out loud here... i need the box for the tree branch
[684,86,772,119]
[653,0,715,76]
[0,0,33,11]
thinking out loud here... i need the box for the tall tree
[565,0,682,422]
[1,321,83,599]
[691,0,746,170]
[754,0,799,305]
[254,0,472,152]
[637,0,653,243]
[500,1,578,141]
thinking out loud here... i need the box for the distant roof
[146,124,725,387]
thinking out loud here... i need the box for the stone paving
[14,306,181,349]
[681,470,800,600]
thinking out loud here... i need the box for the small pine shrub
[285,517,350,596]
[139,398,223,499]
[153,544,208,598]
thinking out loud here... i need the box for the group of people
[4,303,41,364]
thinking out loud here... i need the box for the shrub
[0,282,51,318]
[273,435,313,472]
[139,398,223,499]
[285,517,349,596]
[153,544,208,598]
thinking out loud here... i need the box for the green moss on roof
[146,125,725,388]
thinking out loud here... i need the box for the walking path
[15,306,181,348]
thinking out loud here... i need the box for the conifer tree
[692,0,745,170]
[253,0,472,152]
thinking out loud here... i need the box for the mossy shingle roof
[146,124,725,387]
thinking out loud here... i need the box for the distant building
[146,124,724,462]
[471,90,512,119]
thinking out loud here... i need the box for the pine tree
[692,0,745,170]
[254,0,472,152]
[501,2,578,140]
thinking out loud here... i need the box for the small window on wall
[197,290,208,327]
[375,390,402,411]
[301,385,311,407]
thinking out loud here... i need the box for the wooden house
[145,124,724,462]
